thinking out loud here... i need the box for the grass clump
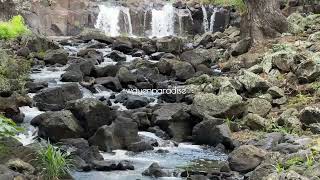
[0,15,29,40]
[0,115,23,137]
[287,93,314,109]
[37,143,73,180]
[201,0,246,13]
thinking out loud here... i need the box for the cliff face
[0,0,98,36]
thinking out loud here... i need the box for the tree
[241,0,289,44]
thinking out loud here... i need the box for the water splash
[151,4,175,37]
[95,5,121,36]
[209,8,218,32]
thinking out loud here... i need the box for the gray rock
[191,92,245,119]
[156,36,181,54]
[88,116,139,152]
[33,83,83,111]
[192,120,234,149]
[299,106,320,126]
[244,113,268,131]
[44,49,68,65]
[142,162,168,178]
[116,67,137,85]
[230,37,251,56]
[247,98,272,117]
[228,145,267,173]
[268,86,285,99]
[66,98,116,137]
[107,50,126,62]
[31,110,84,142]
[237,70,270,93]
[95,77,122,92]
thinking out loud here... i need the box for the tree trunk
[241,0,288,44]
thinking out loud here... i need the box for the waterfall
[201,5,209,32]
[151,4,175,37]
[95,5,121,37]
[122,7,133,36]
[209,8,218,32]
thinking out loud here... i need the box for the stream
[15,41,228,180]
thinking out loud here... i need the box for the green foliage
[271,44,294,53]
[274,162,284,173]
[0,115,23,137]
[0,15,30,40]
[201,0,246,13]
[0,49,31,93]
[37,142,73,180]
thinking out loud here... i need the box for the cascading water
[122,7,133,36]
[209,8,218,32]
[151,4,175,37]
[201,5,209,32]
[95,5,121,37]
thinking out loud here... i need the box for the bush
[0,115,22,137]
[202,0,246,13]
[0,15,30,40]
[37,143,73,180]
[0,49,31,93]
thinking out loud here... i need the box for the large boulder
[191,92,245,119]
[180,48,220,67]
[192,119,234,149]
[156,37,182,54]
[77,28,114,44]
[31,110,84,142]
[89,116,139,152]
[66,98,116,137]
[112,37,133,53]
[95,77,122,92]
[142,162,168,178]
[43,49,69,65]
[230,37,251,56]
[158,58,195,81]
[116,67,137,85]
[237,70,270,93]
[247,98,272,117]
[62,59,95,82]
[152,103,192,142]
[228,145,267,173]
[93,64,120,77]
[107,50,127,62]
[244,113,268,131]
[33,83,83,111]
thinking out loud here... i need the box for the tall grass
[37,143,73,180]
[0,15,29,40]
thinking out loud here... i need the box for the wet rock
[88,116,139,152]
[61,70,83,82]
[244,113,268,131]
[125,95,150,109]
[142,162,168,178]
[127,141,154,152]
[116,67,137,85]
[191,92,245,119]
[299,106,320,126]
[107,50,127,62]
[93,64,120,77]
[92,160,117,171]
[21,34,60,53]
[77,28,114,44]
[6,159,35,175]
[33,83,83,111]
[112,37,133,53]
[247,98,272,117]
[237,70,270,93]
[148,126,170,140]
[44,49,68,65]
[95,77,122,92]
[25,81,48,93]
[156,36,182,54]
[228,145,266,173]
[31,110,84,142]
[152,103,192,141]
[230,37,251,56]
[150,52,166,60]
[132,111,151,130]
[158,58,196,81]
[66,98,116,137]
[66,59,94,76]
[192,119,234,149]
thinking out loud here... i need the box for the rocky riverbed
[2,2,320,180]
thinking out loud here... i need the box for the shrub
[0,115,22,137]
[0,15,30,40]
[0,49,31,93]
[37,142,73,180]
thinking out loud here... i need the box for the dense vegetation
[0,15,29,40]
[201,0,246,12]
